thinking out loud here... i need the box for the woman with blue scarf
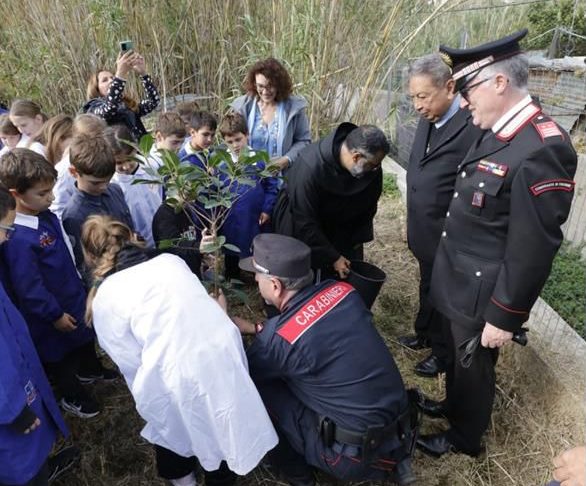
[231,58,311,172]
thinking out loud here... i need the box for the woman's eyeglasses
[255,83,274,93]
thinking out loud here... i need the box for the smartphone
[120,40,134,52]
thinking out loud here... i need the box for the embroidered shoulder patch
[39,231,56,248]
[534,120,563,141]
[477,160,508,177]
[530,179,575,196]
[277,282,354,345]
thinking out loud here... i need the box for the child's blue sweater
[1,211,94,362]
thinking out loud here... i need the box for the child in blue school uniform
[148,111,188,174]
[0,183,69,486]
[0,149,117,420]
[218,112,278,279]
[62,134,135,270]
[178,111,217,168]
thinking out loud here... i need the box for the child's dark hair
[0,114,19,136]
[0,148,57,193]
[69,135,115,178]
[0,183,16,220]
[155,112,187,138]
[189,111,217,132]
[219,112,248,137]
[103,124,136,159]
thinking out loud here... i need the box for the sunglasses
[0,223,15,239]
[460,77,492,102]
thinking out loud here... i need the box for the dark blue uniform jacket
[247,279,407,432]
[0,278,67,484]
[430,102,577,331]
[2,211,94,362]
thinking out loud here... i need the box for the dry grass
[52,194,584,485]
[368,196,585,486]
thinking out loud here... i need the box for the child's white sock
[170,472,197,486]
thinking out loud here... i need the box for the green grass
[382,173,401,198]
[541,242,586,336]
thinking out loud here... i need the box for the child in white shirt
[107,125,161,247]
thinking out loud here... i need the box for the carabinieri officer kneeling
[230,233,418,486]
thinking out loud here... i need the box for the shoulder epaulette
[531,114,564,142]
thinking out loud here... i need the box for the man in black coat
[273,123,389,279]
[400,54,484,378]
[416,30,577,458]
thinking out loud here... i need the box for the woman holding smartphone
[83,47,160,140]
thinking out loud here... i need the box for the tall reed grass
[0,0,529,133]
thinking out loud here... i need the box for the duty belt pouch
[361,424,385,463]
[401,393,421,457]
[319,417,335,448]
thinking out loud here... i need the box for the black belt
[318,404,417,461]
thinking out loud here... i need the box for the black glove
[10,405,38,434]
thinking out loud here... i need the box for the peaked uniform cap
[239,233,312,279]
[439,29,528,91]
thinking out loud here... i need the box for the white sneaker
[59,397,100,418]
[170,472,197,486]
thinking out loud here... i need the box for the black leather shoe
[415,394,447,418]
[398,334,430,350]
[414,354,446,377]
[417,432,482,458]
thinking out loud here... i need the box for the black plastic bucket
[346,260,387,309]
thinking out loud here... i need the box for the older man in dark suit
[399,54,483,378]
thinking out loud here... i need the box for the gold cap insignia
[439,51,453,70]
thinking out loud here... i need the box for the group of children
[0,98,279,485]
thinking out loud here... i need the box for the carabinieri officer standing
[416,30,577,458]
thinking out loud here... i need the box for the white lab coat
[92,253,277,474]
